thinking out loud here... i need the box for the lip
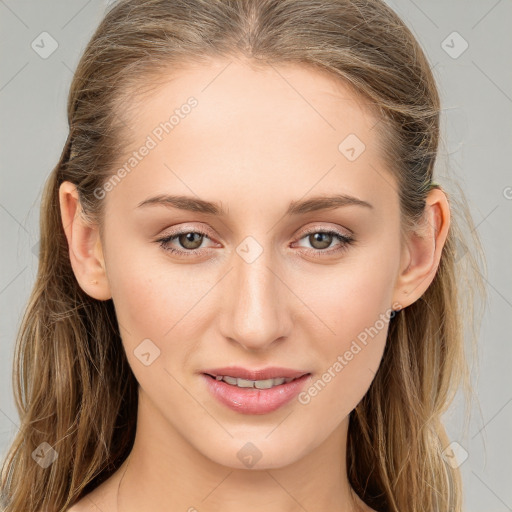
[202,366,309,381]
[201,368,312,415]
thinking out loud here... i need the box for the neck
[116,391,366,512]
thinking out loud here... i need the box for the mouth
[203,373,306,389]
[201,366,312,415]
[202,366,309,381]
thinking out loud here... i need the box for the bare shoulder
[65,479,118,512]
[65,502,86,512]
[65,494,104,512]
[65,458,128,511]
[353,493,379,512]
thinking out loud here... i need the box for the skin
[61,57,450,512]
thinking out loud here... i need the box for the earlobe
[392,188,450,308]
[58,181,112,301]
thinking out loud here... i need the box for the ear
[392,188,450,309]
[59,181,112,301]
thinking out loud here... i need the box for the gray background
[1,0,511,510]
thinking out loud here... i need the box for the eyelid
[157,222,355,257]
[158,223,351,243]
[160,223,217,242]
[155,224,219,257]
[298,223,353,238]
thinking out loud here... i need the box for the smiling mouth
[204,373,307,390]
[201,371,312,415]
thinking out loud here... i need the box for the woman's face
[90,58,408,469]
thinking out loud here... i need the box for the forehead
[106,58,395,216]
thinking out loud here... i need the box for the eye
[156,226,355,259]
[156,228,216,258]
[293,228,355,257]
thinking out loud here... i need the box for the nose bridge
[221,237,290,350]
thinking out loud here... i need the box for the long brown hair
[1,1,486,511]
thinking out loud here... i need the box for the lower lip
[202,373,311,415]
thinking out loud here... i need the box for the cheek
[105,242,216,369]
[106,257,198,406]
[103,235,173,347]
[295,245,399,347]
[294,308,390,440]
[292,247,399,413]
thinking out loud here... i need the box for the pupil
[181,232,202,249]
[311,232,331,249]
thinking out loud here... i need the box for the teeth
[214,375,298,389]
[237,378,256,388]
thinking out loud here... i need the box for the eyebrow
[136,193,373,215]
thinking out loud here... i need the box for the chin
[195,429,315,471]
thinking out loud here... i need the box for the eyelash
[156,227,355,259]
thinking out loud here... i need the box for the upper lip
[202,366,310,381]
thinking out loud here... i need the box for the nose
[220,245,293,352]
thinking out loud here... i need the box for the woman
[0,0,485,511]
